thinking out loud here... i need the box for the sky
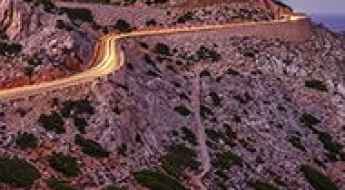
[283,0,345,15]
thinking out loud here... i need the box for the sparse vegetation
[288,136,306,152]
[47,177,78,190]
[38,111,65,134]
[75,134,110,158]
[181,127,198,146]
[134,169,186,190]
[299,113,320,129]
[177,12,194,24]
[0,41,22,56]
[115,19,133,33]
[153,43,171,56]
[60,7,95,23]
[0,156,41,187]
[250,181,279,190]
[305,80,328,92]
[15,132,39,150]
[48,153,80,177]
[161,144,200,177]
[301,165,338,190]
[102,184,123,190]
[212,151,242,170]
[317,131,343,160]
[61,99,95,117]
[196,46,221,62]
[174,105,192,117]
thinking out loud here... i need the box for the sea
[311,14,345,33]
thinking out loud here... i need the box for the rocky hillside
[0,0,96,88]
[0,23,345,190]
[1,1,345,190]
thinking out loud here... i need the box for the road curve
[0,15,306,100]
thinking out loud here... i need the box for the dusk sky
[284,0,345,15]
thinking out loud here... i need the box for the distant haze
[283,0,345,31]
[283,0,345,15]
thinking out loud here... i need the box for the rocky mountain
[0,0,95,88]
[0,0,344,190]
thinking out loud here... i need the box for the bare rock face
[0,0,94,62]
[0,0,32,40]
[255,0,294,18]
[0,0,96,88]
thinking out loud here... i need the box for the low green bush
[174,106,192,117]
[38,112,65,134]
[48,153,80,177]
[0,41,22,56]
[180,127,198,146]
[60,7,95,23]
[196,46,221,62]
[0,156,41,187]
[250,180,279,190]
[102,184,123,190]
[114,19,133,33]
[47,177,78,190]
[305,80,328,92]
[16,132,39,150]
[134,169,186,190]
[153,43,171,56]
[301,165,338,190]
[61,99,95,117]
[212,151,242,170]
[299,113,320,129]
[288,136,306,152]
[75,135,110,158]
[161,144,199,177]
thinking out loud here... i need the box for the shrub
[317,131,343,160]
[196,46,221,62]
[115,19,132,33]
[205,129,226,142]
[174,106,192,117]
[200,105,213,119]
[212,151,242,170]
[75,135,110,158]
[288,136,306,152]
[73,117,87,134]
[102,184,123,190]
[0,156,41,187]
[60,7,95,23]
[61,99,94,117]
[161,144,200,177]
[153,43,171,56]
[38,112,65,134]
[15,132,39,150]
[177,12,194,24]
[134,169,186,190]
[250,181,279,190]
[0,41,22,56]
[225,68,240,76]
[299,113,320,129]
[209,92,221,107]
[181,127,198,146]
[47,177,78,190]
[24,0,58,13]
[305,80,328,92]
[301,165,338,190]
[48,153,80,177]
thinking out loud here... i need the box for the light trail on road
[0,15,306,100]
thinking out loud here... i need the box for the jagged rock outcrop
[0,0,96,88]
[0,0,94,62]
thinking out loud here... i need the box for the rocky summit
[0,0,344,190]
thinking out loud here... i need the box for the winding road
[0,15,306,100]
